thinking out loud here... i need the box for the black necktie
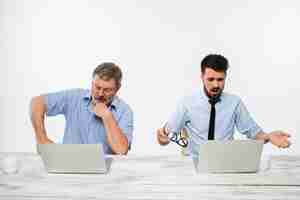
[208,96,220,140]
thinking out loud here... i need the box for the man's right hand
[30,96,54,145]
[156,127,170,146]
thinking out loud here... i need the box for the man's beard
[94,96,114,105]
[203,86,223,98]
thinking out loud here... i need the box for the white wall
[1,0,299,155]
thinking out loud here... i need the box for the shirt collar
[82,90,118,110]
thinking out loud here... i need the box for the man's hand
[157,127,170,145]
[92,102,111,118]
[268,131,291,148]
[38,136,54,144]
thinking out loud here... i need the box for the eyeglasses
[169,131,188,148]
[94,85,116,95]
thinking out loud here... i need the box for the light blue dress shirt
[166,89,263,156]
[44,88,134,154]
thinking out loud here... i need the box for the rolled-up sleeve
[234,99,263,139]
[118,107,134,149]
[44,90,70,116]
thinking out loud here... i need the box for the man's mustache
[211,87,220,92]
[94,96,106,102]
[94,96,114,105]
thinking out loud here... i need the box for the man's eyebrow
[95,85,114,90]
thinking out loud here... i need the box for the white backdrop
[1,0,299,155]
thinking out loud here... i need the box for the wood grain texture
[0,153,300,199]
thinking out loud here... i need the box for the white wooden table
[1,153,300,199]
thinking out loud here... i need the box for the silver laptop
[37,144,111,174]
[195,140,264,173]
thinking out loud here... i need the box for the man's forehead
[93,75,116,87]
[203,68,225,77]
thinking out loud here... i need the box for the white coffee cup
[0,156,19,174]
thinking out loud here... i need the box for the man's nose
[97,88,104,96]
[212,80,219,88]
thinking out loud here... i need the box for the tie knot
[208,96,220,105]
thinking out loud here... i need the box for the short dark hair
[201,54,229,74]
[93,62,122,88]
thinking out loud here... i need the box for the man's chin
[209,91,222,97]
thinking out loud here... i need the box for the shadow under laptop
[105,156,113,173]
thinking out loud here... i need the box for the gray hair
[93,62,122,88]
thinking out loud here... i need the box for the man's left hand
[268,131,291,148]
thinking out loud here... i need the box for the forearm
[256,130,291,148]
[102,112,129,155]
[30,96,48,142]
[255,131,270,143]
